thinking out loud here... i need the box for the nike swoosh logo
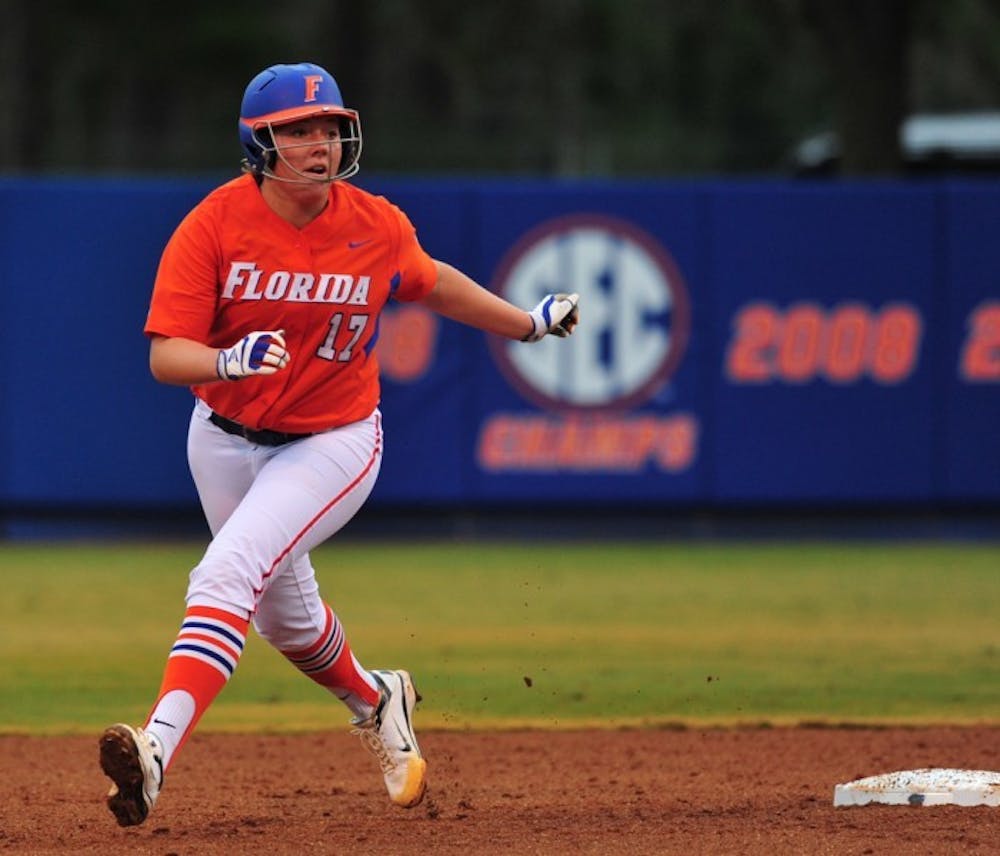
[152,718,177,729]
[393,722,413,753]
[348,240,372,249]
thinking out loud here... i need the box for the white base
[834,768,1000,807]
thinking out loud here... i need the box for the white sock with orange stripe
[143,605,249,771]
[281,603,380,718]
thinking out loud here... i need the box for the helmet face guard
[239,63,363,183]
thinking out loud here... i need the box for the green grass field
[1,540,997,734]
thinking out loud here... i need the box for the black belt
[209,412,313,446]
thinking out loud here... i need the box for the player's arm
[149,332,290,385]
[420,261,579,342]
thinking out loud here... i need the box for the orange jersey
[145,174,438,432]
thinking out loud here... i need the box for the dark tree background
[2,0,999,177]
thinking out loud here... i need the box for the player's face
[270,116,344,182]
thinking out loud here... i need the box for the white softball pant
[184,398,382,650]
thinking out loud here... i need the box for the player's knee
[186,558,258,617]
[253,611,318,651]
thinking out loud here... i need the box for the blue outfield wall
[1,175,997,513]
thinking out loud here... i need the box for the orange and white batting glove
[217,329,290,381]
[523,293,580,342]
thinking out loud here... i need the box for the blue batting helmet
[238,62,362,180]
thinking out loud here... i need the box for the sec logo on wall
[481,214,698,473]
[489,213,691,411]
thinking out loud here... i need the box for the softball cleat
[98,723,164,827]
[351,669,427,808]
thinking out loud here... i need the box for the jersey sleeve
[390,206,439,303]
[144,205,221,341]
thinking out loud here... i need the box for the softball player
[98,61,579,827]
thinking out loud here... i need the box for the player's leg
[246,413,425,807]
[100,402,257,826]
[141,403,262,763]
[255,559,426,808]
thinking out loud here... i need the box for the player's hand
[216,330,290,381]
[522,293,580,342]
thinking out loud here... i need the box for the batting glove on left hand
[217,329,290,381]
[523,293,580,342]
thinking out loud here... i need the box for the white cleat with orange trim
[351,669,427,808]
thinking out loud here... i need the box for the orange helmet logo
[304,74,322,102]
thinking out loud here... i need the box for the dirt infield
[1,727,997,854]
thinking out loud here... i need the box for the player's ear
[257,130,277,170]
